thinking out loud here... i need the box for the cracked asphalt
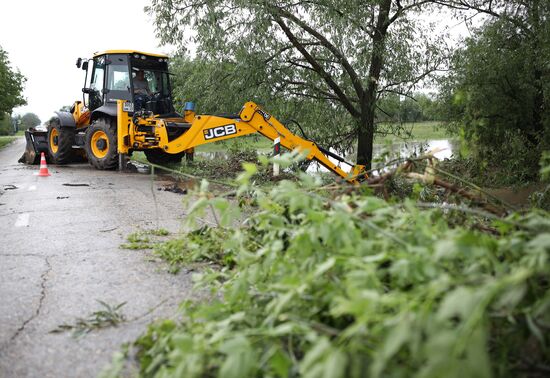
[0,138,200,377]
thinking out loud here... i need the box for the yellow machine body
[117,100,366,183]
[26,49,366,182]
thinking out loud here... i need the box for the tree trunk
[356,0,392,169]
[356,115,374,169]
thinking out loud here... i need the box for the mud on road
[0,138,206,377]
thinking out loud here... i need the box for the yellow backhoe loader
[22,50,366,183]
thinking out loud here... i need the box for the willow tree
[147,0,446,168]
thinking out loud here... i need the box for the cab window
[108,65,130,91]
[90,56,105,92]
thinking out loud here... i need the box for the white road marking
[28,185,36,191]
[15,213,30,227]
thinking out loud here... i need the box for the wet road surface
[0,138,200,377]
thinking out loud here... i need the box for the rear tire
[85,118,118,170]
[48,119,75,164]
[144,149,186,166]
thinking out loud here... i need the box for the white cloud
[0,0,173,123]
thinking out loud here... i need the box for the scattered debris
[50,300,126,338]
[56,196,69,200]
[158,183,187,195]
[125,162,138,173]
[126,161,150,174]
[100,226,119,233]
[62,183,90,187]
[362,153,510,216]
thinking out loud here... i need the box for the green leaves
[218,336,258,378]
[127,170,550,377]
[51,300,127,338]
[440,1,550,181]
[300,338,347,378]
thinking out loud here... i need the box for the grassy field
[195,135,272,153]
[374,121,450,143]
[0,136,17,149]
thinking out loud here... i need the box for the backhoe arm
[147,102,365,183]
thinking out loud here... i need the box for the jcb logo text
[203,124,237,140]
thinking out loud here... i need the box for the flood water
[372,139,457,161]
[196,139,458,174]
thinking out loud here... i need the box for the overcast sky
[0,0,174,123]
[1,1,471,124]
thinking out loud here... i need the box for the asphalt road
[0,138,200,377]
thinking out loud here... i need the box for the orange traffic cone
[37,152,51,177]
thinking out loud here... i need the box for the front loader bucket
[19,128,49,165]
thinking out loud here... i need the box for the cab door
[89,56,106,111]
[104,54,132,106]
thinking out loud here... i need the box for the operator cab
[78,50,175,118]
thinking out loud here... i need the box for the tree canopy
[0,46,26,117]
[148,0,448,168]
[440,0,549,177]
[20,112,41,130]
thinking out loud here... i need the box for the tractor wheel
[48,119,75,164]
[144,149,186,166]
[85,118,118,170]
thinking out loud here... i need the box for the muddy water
[485,184,546,207]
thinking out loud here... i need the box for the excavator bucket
[19,128,49,165]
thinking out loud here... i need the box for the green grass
[120,229,171,250]
[375,121,450,143]
[51,300,127,338]
[0,136,17,149]
[195,135,272,153]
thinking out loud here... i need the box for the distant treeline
[376,93,443,124]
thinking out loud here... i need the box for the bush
[119,157,550,378]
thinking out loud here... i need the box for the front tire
[48,119,75,164]
[85,118,118,170]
